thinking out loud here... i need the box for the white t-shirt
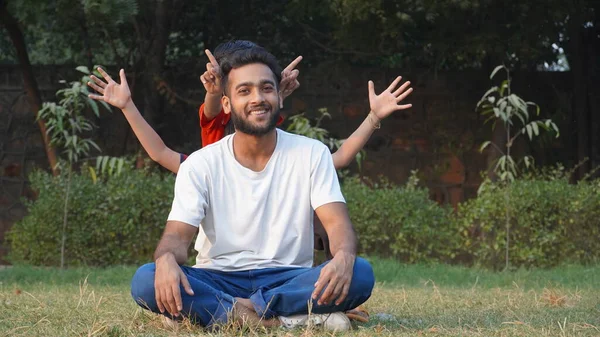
[167,128,345,271]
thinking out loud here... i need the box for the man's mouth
[248,107,270,116]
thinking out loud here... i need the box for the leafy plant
[343,173,458,263]
[7,167,175,267]
[478,65,559,182]
[477,65,559,271]
[36,66,111,268]
[90,156,130,182]
[455,176,600,269]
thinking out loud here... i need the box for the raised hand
[87,68,132,110]
[368,76,413,120]
[279,56,302,101]
[200,49,222,95]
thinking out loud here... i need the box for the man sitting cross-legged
[129,46,374,331]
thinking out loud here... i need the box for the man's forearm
[153,232,189,265]
[327,222,358,258]
[203,93,223,120]
[315,202,358,258]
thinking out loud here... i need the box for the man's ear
[222,95,231,115]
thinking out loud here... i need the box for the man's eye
[263,86,274,92]
[238,89,249,94]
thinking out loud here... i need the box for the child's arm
[120,101,181,173]
[87,68,181,174]
[199,50,223,120]
[332,76,413,169]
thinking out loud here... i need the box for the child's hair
[214,40,259,62]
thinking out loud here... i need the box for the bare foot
[233,297,281,328]
[236,297,254,310]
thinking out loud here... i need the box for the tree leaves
[479,141,491,153]
[95,156,126,177]
[477,65,561,182]
[76,65,90,74]
[37,66,111,166]
[490,65,505,79]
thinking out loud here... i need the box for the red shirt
[199,103,284,147]
[199,103,230,147]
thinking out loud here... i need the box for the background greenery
[2,0,598,176]
[2,0,599,270]
[7,166,175,266]
[7,165,600,269]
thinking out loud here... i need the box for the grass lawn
[1,258,599,336]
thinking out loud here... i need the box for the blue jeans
[131,257,375,327]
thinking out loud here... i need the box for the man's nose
[250,89,265,104]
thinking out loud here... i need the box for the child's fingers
[396,88,413,102]
[209,66,221,79]
[283,55,303,73]
[392,81,411,97]
[87,81,105,94]
[89,75,107,88]
[205,49,219,67]
[97,67,114,83]
[368,80,375,101]
[119,69,129,87]
[386,76,402,92]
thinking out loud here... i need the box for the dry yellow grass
[1,273,599,337]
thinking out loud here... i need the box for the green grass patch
[0,265,134,287]
[1,259,599,336]
[370,257,600,289]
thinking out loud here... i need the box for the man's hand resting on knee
[312,202,358,307]
[155,253,195,316]
[312,252,356,306]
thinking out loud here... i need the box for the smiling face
[222,63,282,136]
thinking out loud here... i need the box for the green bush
[455,177,600,269]
[7,167,175,266]
[10,161,600,269]
[343,176,458,263]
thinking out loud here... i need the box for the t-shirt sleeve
[199,103,228,147]
[310,143,346,210]
[199,103,225,129]
[167,159,208,227]
[179,153,188,163]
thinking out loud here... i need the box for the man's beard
[230,104,280,136]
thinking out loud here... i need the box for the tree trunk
[78,3,94,71]
[568,3,591,180]
[0,1,59,175]
[588,3,600,176]
[139,0,173,127]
